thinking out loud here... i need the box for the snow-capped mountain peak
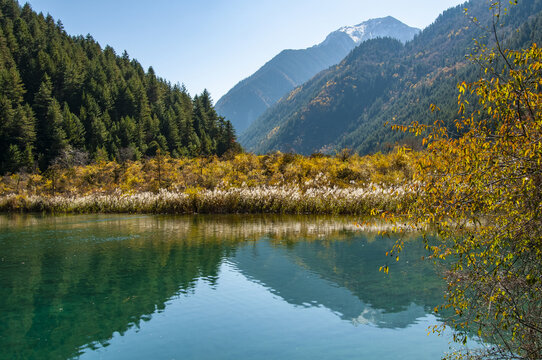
[338,23,368,44]
[337,16,420,45]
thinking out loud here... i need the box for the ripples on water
[0,214,479,359]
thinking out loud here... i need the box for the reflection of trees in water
[0,214,438,359]
[0,213,408,242]
[0,215,236,360]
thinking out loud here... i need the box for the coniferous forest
[0,0,241,174]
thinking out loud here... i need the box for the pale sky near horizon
[23,0,466,101]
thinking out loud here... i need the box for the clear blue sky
[23,0,466,101]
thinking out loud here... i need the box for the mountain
[215,17,420,134]
[241,0,542,155]
[0,0,241,174]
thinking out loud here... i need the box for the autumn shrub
[387,39,542,360]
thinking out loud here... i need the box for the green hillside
[0,0,240,174]
[241,0,542,155]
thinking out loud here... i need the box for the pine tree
[146,66,161,103]
[117,115,136,148]
[5,143,22,173]
[61,102,85,148]
[33,76,67,168]
[192,95,207,139]
[42,99,67,168]
[79,93,105,153]
[160,109,180,153]
[13,103,35,169]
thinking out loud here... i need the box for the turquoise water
[0,214,474,359]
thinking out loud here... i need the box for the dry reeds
[0,184,408,215]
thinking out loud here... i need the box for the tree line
[0,0,241,174]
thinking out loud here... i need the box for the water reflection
[231,238,443,329]
[0,214,448,360]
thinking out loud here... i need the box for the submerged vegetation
[0,150,413,214]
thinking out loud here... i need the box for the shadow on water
[0,214,447,360]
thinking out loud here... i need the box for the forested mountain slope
[241,0,542,155]
[0,0,240,174]
[215,17,419,134]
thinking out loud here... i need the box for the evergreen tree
[117,116,136,148]
[42,99,67,168]
[4,143,22,173]
[61,102,85,148]
[146,66,161,103]
[33,76,66,168]
[13,103,35,169]
[216,118,238,156]
[79,92,103,151]
[192,95,207,139]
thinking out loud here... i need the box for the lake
[0,214,476,359]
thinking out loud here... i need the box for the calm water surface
[0,214,475,359]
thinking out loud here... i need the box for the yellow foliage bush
[0,149,415,196]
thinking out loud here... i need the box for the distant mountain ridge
[215,17,420,134]
[240,0,542,155]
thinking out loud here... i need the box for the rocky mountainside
[240,0,542,155]
[215,17,420,134]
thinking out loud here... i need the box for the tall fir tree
[61,102,85,149]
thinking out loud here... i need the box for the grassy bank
[0,150,414,214]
